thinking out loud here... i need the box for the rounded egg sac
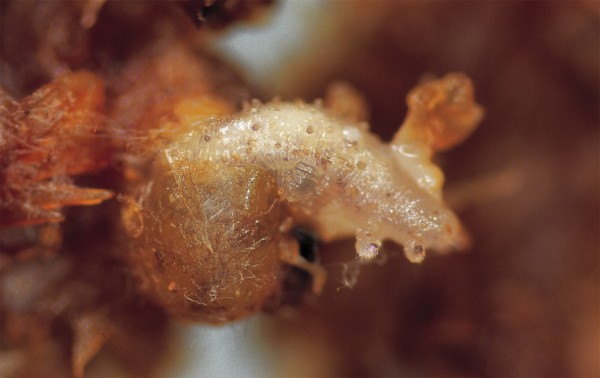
[121,155,288,323]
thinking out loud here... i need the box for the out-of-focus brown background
[257,1,599,376]
[0,1,597,377]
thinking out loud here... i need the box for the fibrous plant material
[0,71,112,227]
[0,1,483,376]
[118,73,481,322]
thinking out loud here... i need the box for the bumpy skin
[162,74,480,263]
[121,73,481,322]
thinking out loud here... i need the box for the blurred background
[166,1,599,376]
[1,0,597,376]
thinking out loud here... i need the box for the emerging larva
[121,73,483,322]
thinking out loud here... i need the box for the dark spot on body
[293,227,319,263]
